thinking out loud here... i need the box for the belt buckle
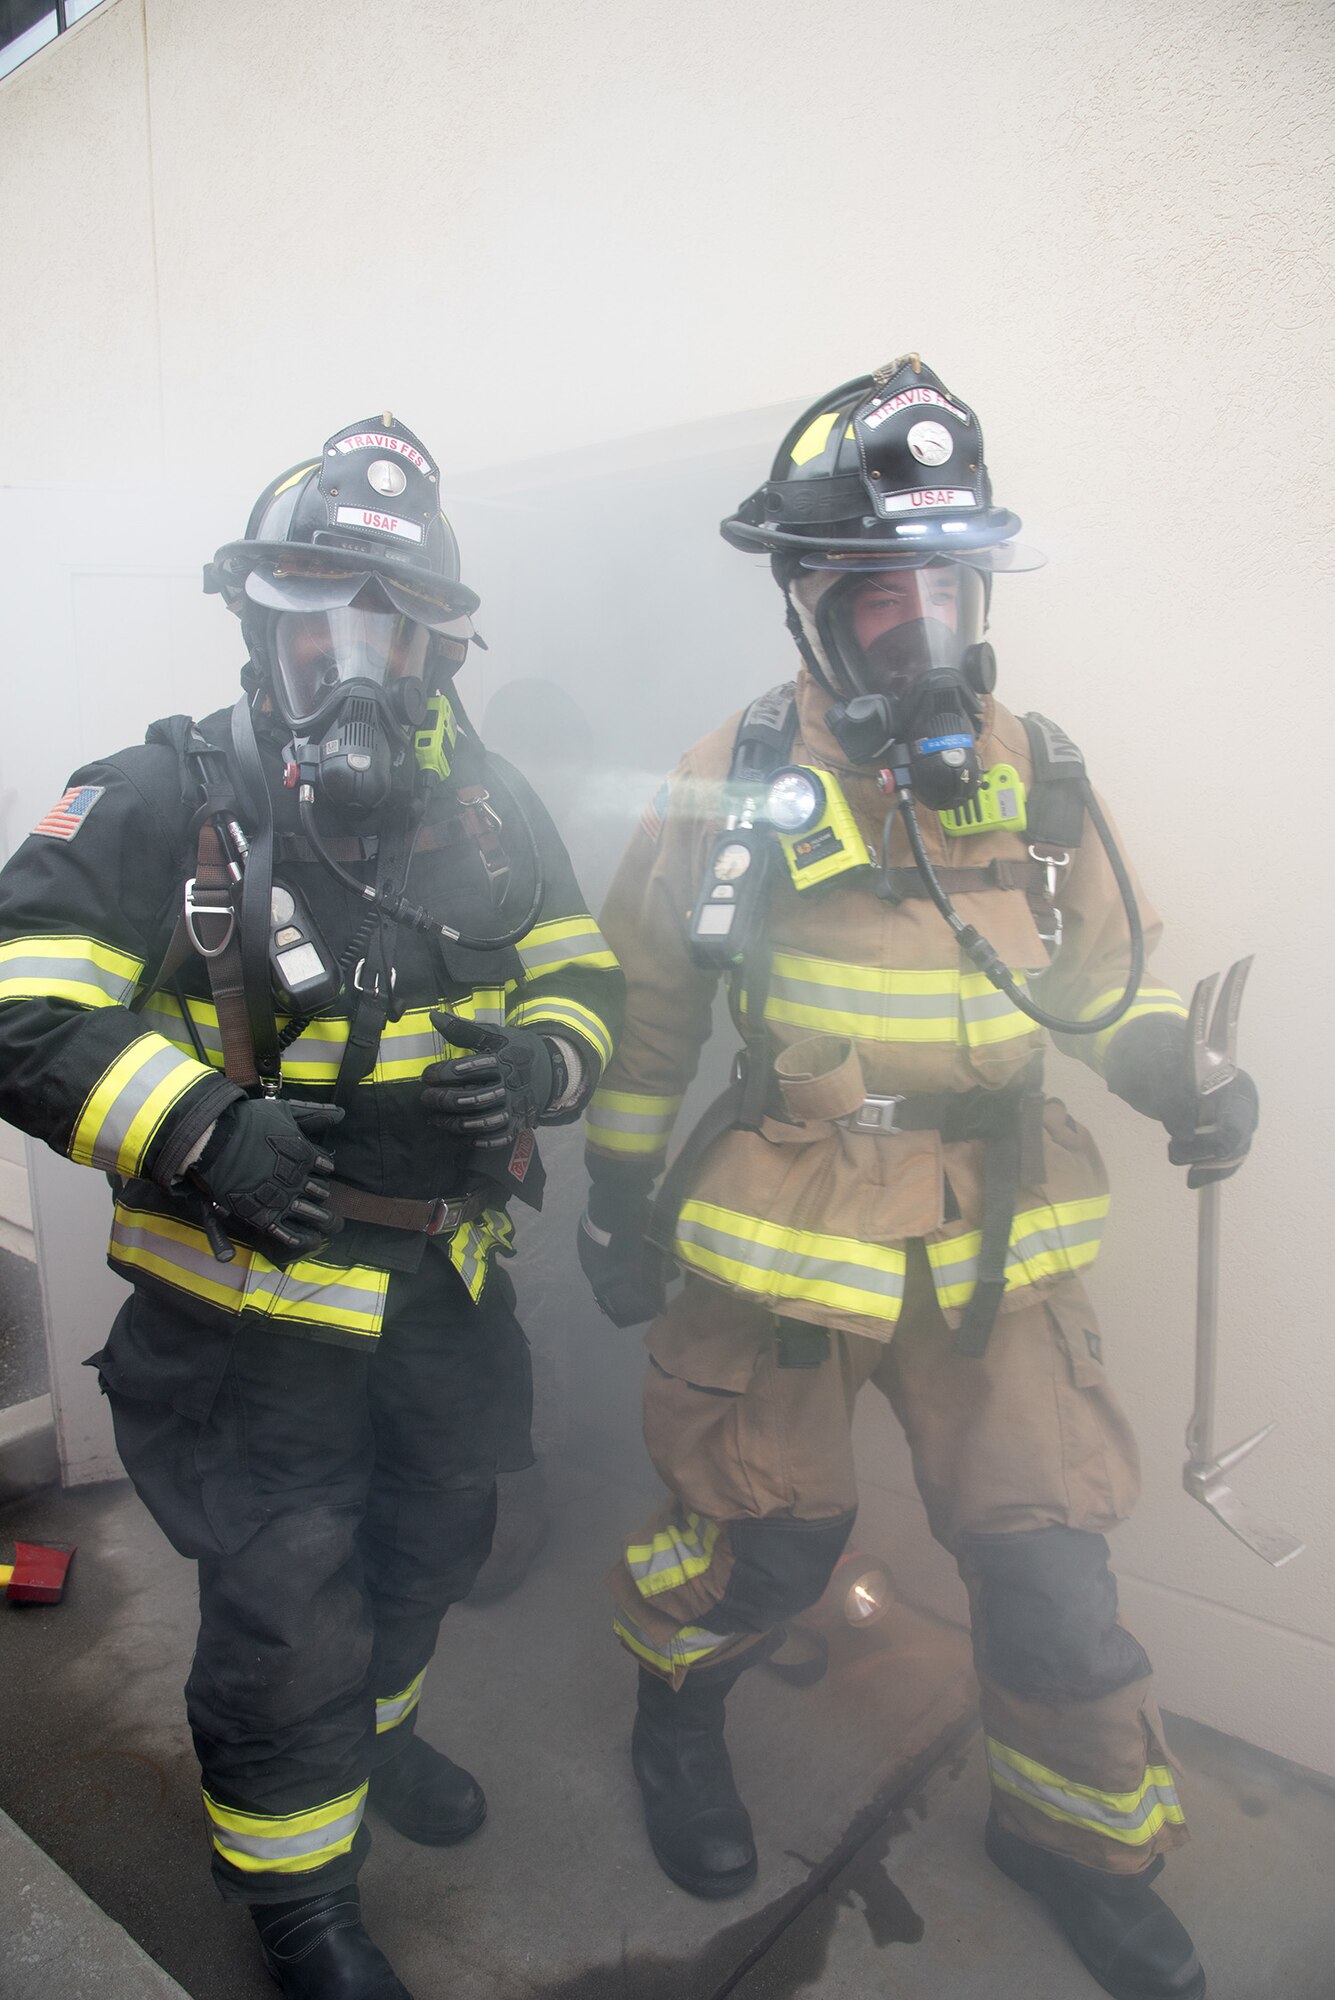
[845,1094,904,1136]
[426,1197,464,1237]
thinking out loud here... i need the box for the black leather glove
[422,1010,557,1150]
[190,1098,344,1256]
[577,1172,665,1328]
[1104,1014,1258,1189]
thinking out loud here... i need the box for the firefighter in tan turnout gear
[578,358,1257,2000]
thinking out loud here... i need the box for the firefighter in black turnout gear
[0,417,622,2000]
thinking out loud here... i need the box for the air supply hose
[895,782,1144,1037]
[297,749,545,954]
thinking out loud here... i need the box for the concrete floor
[3,1445,1335,2000]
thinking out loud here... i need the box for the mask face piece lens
[272,607,429,726]
[767,767,824,834]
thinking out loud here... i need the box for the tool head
[2,1541,75,1604]
[1187,956,1253,1104]
[1182,1465,1305,1567]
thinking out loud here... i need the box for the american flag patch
[638,779,670,843]
[32,785,105,841]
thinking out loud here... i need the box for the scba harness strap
[659,688,1085,1354]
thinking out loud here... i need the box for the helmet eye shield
[243,558,474,633]
[272,606,430,728]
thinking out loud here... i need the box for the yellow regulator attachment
[414,691,459,782]
[940,762,1028,838]
[766,766,871,890]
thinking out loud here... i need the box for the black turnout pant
[92,1245,532,1902]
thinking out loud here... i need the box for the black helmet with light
[206,414,479,731]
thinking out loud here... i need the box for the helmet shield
[272,606,430,728]
[808,560,987,698]
[243,556,474,634]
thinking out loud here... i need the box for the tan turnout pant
[611,1247,1188,1875]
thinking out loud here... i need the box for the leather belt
[327,1182,487,1237]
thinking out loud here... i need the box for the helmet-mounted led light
[766,767,825,835]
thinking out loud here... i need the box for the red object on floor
[1,1541,76,1604]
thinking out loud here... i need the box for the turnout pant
[610,1246,1188,1877]
[92,1246,531,1902]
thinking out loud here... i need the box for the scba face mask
[272,603,431,814]
[805,564,996,810]
[810,561,987,700]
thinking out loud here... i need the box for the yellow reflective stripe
[585,1088,683,1156]
[109,1204,388,1336]
[509,995,615,1068]
[762,952,1034,1048]
[517,915,618,978]
[203,1782,367,1874]
[449,1206,513,1303]
[69,1035,213,1173]
[1084,983,1189,1069]
[0,934,143,1009]
[626,1511,720,1599]
[140,990,513,1085]
[986,1737,1186,1846]
[613,1611,732,1674]
[928,1195,1110,1308]
[675,1199,906,1320]
[375,1667,427,1734]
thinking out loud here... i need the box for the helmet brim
[218,540,480,626]
[721,511,1044,572]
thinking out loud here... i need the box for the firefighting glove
[1104,1015,1258,1188]
[189,1098,344,1256]
[577,1169,665,1328]
[422,1010,557,1150]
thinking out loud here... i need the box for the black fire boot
[369,1733,487,1845]
[986,1809,1206,2000]
[631,1662,758,1899]
[251,1888,414,1998]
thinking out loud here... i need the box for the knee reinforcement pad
[962,1525,1152,1703]
[710,1511,856,1635]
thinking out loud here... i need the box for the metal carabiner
[183,878,236,959]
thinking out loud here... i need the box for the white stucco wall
[1,0,1332,1774]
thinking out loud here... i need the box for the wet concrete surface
[2,1423,1333,1996]
[0,1450,977,1999]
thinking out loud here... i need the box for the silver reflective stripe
[517,924,610,974]
[769,972,954,1021]
[587,1103,678,1136]
[933,1207,1106,1292]
[140,999,224,1062]
[376,1667,426,1732]
[675,1211,905,1305]
[84,1042,197,1170]
[245,1262,387,1319]
[626,1513,717,1593]
[986,1742,1184,1842]
[961,981,1027,1023]
[0,946,139,1004]
[207,1793,366,1863]
[109,1208,387,1336]
[614,1608,732,1672]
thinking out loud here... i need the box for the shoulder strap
[729,682,799,785]
[1021,712,1087,850]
